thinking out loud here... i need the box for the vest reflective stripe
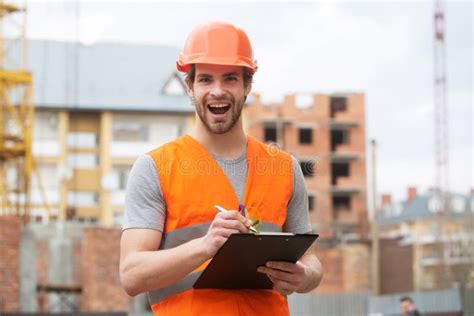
[147,135,293,316]
[159,222,210,250]
[148,272,202,304]
[159,221,283,250]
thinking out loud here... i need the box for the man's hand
[201,210,252,257]
[257,261,308,295]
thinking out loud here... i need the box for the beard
[194,93,246,134]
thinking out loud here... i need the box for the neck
[189,118,247,160]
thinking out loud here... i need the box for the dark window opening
[299,128,313,144]
[333,196,351,211]
[331,162,349,185]
[300,161,314,177]
[331,129,350,151]
[330,97,347,118]
[264,125,277,143]
[308,195,315,212]
[77,217,98,224]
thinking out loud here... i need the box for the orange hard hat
[176,21,258,74]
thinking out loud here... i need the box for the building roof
[379,191,473,227]
[15,40,192,113]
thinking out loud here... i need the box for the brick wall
[342,244,369,292]
[380,238,413,294]
[81,227,131,311]
[36,239,49,311]
[317,247,344,293]
[0,216,22,312]
[316,243,369,293]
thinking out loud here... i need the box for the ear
[244,82,252,97]
[185,81,194,98]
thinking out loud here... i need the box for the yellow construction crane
[0,0,34,222]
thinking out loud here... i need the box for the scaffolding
[0,0,33,222]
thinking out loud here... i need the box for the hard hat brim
[176,55,257,74]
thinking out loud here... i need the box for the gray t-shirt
[123,150,311,234]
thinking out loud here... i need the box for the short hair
[400,296,414,304]
[184,64,253,89]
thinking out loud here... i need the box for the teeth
[208,103,229,108]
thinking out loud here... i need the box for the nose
[210,81,225,98]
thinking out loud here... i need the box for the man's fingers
[210,227,240,238]
[216,210,252,227]
[214,213,251,232]
[216,210,240,219]
[265,261,305,273]
[268,276,295,296]
[258,266,294,283]
[213,219,248,233]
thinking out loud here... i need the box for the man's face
[187,63,251,134]
[400,300,414,314]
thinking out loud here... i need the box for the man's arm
[295,244,323,293]
[120,210,252,296]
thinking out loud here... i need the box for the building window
[113,165,131,190]
[331,129,350,151]
[330,97,347,118]
[34,111,59,141]
[77,217,98,224]
[308,195,315,212]
[67,132,97,148]
[68,153,99,169]
[162,73,187,96]
[331,162,349,185]
[264,125,277,143]
[113,122,149,142]
[67,192,99,207]
[333,196,350,211]
[300,161,314,177]
[299,128,313,144]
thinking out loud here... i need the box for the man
[120,21,323,315]
[400,296,421,316]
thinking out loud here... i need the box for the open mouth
[207,103,231,115]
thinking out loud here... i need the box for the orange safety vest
[147,134,294,316]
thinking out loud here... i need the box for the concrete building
[24,40,194,225]
[379,187,474,292]
[245,92,369,241]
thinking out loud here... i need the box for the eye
[198,77,211,83]
[225,76,238,82]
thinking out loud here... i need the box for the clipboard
[193,233,318,289]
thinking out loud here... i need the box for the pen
[214,205,259,234]
[239,204,246,217]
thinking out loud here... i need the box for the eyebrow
[196,72,240,78]
[222,72,239,77]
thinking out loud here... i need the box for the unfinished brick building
[245,93,368,241]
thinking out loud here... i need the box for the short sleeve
[283,156,312,234]
[122,154,166,232]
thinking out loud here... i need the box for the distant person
[400,296,421,316]
[119,21,323,315]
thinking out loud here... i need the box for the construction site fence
[287,287,470,316]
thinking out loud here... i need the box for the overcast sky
[16,0,473,201]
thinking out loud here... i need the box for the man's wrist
[296,263,312,293]
[193,236,213,260]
